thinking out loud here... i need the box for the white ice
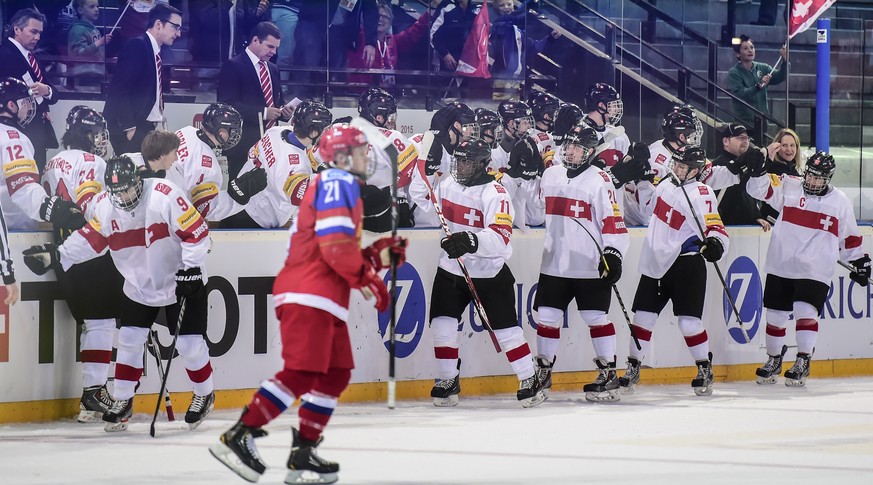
[2,377,873,485]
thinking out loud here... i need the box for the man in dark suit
[103,4,182,156]
[218,21,293,179]
[0,8,59,171]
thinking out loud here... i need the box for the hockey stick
[350,117,400,409]
[569,218,641,351]
[592,125,626,158]
[837,260,873,285]
[670,170,751,343]
[149,297,187,438]
[147,331,175,421]
[415,131,502,353]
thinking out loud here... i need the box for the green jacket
[726,59,787,129]
[67,19,102,59]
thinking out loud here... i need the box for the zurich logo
[378,262,427,358]
[723,256,763,344]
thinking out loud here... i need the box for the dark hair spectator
[67,0,111,81]
[725,34,788,133]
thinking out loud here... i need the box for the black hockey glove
[849,254,871,287]
[425,138,444,176]
[22,243,59,276]
[739,147,767,178]
[40,196,86,230]
[228,167,268,205]
[630,141,650,164]
[598,246,623,285]
[175,267,205,297]
[609,155,649,188]
[440,231,478,259]
[507,136,543,180]
[699,236,724,262]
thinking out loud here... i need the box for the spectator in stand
[269,1,301,66]
[752,0,785,26]
[430,0,478,72]
[712,122,770,231]
[726,35,787,132]
[760,128,803,224]
[347,2,431,90]
[489,0,560,80]
[189,1,240,64]
[67,0,112,81]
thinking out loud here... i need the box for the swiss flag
[789,0,836,39]
[456,5,491,78]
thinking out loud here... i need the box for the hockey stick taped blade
[350,117,391,150]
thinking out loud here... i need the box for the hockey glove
[440,231,478,259]
[739,147,767,178]
[630,141,650,165]
[609,155,649,188]
[849,254,871,287]
[175,267,205,297]
[40,196,86,230]
[598,246,623,286]
[507,136,543,180]
[699,236,725,262]
[425,139,444,176]
[22,243,59,276]
[362,236,408,271]
[228,167,268,205]
[360,267,390,312]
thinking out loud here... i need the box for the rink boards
[1,226,872,423]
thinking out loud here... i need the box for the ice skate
[535,356,555,397]
[78,384,112,423]
[102,398,133,432]
[185,391,215,430]
[691,353,714,396]
[210,408,269,483]
[583,357,620,402]
[618,357,641,394]
[285,428,339,484]
[517,373,546,408]
[431,359,461,407]
[756,345,788,385]
[784,350,813,387]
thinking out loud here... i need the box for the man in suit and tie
[0,8,59,171]
[103,3,182,156]
[218,21,293,179]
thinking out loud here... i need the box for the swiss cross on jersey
[545,196,591,221]
[442,199,485,228]
[653,198,685,230]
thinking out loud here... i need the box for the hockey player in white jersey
[408,102,479,228]
[532,126,629,402]
[528,91,559,167]
[42,106,125,422]
[475,108,502,151]
[224,100,331,228]
[24,156,216,432]
[428,138,545,408]
[498,99,547,228]
[583,83,629,167]
[623,146,730,396]
[0,77,85,231]
[746,151,868,387]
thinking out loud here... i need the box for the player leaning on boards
[745,151,869,387]
[210,124,403,485]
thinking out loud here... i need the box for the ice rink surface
[2,377,873,485]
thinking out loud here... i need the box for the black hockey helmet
[561,125,599,170]
[474,108,502,148]
[292,100,333,140]
[451,138,491,186]
[430,102,479,147]
[669,146,707,185]
[201,103,243,150]
[62,106,109,157]
[584,83,623,125]
[0,77,36,125]
[661,110,702,148]
[802,151,836,195]
[551,102,584,146]
[498,99,534,140]
[105,155,143,211]
[358,87,397,128]
[529,91,561,130]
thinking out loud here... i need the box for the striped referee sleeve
[0,200,15,284]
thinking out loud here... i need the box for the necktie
[258,61,276,129]
[27,53,44,83]
[156,54,164,113]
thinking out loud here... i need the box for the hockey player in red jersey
[428,138,545,408]
[532,126,629,402]
[622,146,729,396]
[23,155,216,431]
[210,124,403,485]
[746,151,868,387]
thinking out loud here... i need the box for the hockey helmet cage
[584,83,623,125]
[561,125,599,170]
[475,108,503,148]
[529,91,560,130]
[64,106,109,157]
[661,110,702,148]
[0,77,36,126]
[552,102,584,145]
[105,155,144,211]
[802,151,836,195]
[430,102,479,143]
[201,103,243,149]
[668,146,707,184]
[451,138,491,186]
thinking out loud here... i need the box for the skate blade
[619,384,635,395]
[103,420,129,432]
[209,442,263,483]
[285,469,338,484]
[77,410,104,423]
[432,395,459,407]
[693,386,713,396]
[520,390,546,408]
[585,389,620,402]
[756,375,778,385]
[784,378,806,388]
[187,403,215,431]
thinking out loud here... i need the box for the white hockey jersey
[174,126,244,222]
[588,121,630,167]
[488,145,510,173]
[408,132,452,228]
[367,128,418,192]
[42,149,106,220]
[747,174,864,284]
[639,180,730,279]
[437,176,514,279]
[0,122,49,229]
[59,178,211,307]
[238,126,312,228]
[539,164,629,279]
[530,129,557,168]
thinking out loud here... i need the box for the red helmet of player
[318,124,373,179]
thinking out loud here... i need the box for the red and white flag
[789,0,837,39]
[456,5,491,78]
